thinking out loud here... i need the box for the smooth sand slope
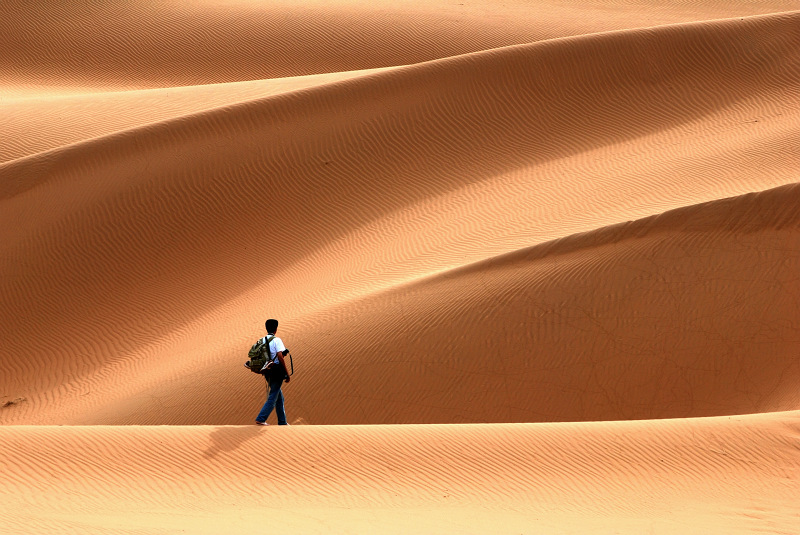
[2,1,799,533]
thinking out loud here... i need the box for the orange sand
[1,1,799,533]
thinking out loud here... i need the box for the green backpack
[246,335,275,374]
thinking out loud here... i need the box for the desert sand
[2,1,799,533]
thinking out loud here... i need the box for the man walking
[254,318,290,426]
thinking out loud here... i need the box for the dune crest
[5,0,799,92]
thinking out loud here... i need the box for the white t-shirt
[260,335,286,371]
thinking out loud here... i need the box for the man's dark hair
[265,318,279,334]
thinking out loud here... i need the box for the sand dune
[2,11,799,425]
[2,412,799,533]
[15,182,796,426]
[2,0,799,532]
[0,69,387,164]
[5,0,799,93]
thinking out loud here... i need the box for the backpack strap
[264,335,276,361]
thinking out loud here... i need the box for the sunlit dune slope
[0,69,385,164]
[1,12,798,425]
[2,412,800,533]
[4,0,799,93]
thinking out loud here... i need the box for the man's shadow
[203,424,264,459]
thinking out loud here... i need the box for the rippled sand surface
[2,1,799,533]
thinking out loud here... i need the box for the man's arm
[276,351,291,383]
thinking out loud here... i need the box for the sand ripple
[1,3,799,532]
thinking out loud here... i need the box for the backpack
[246,335,275,374]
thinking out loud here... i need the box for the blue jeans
[256,377,287,425]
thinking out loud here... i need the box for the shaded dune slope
[4,0,799,92]
[2,412,800,533]
[284,184,800,424]
[1,12,799,424]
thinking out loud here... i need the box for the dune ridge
[0,69,387,164]
[5,0,799,92]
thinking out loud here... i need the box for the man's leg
[275,389,287,425]
[255,379,281,423]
